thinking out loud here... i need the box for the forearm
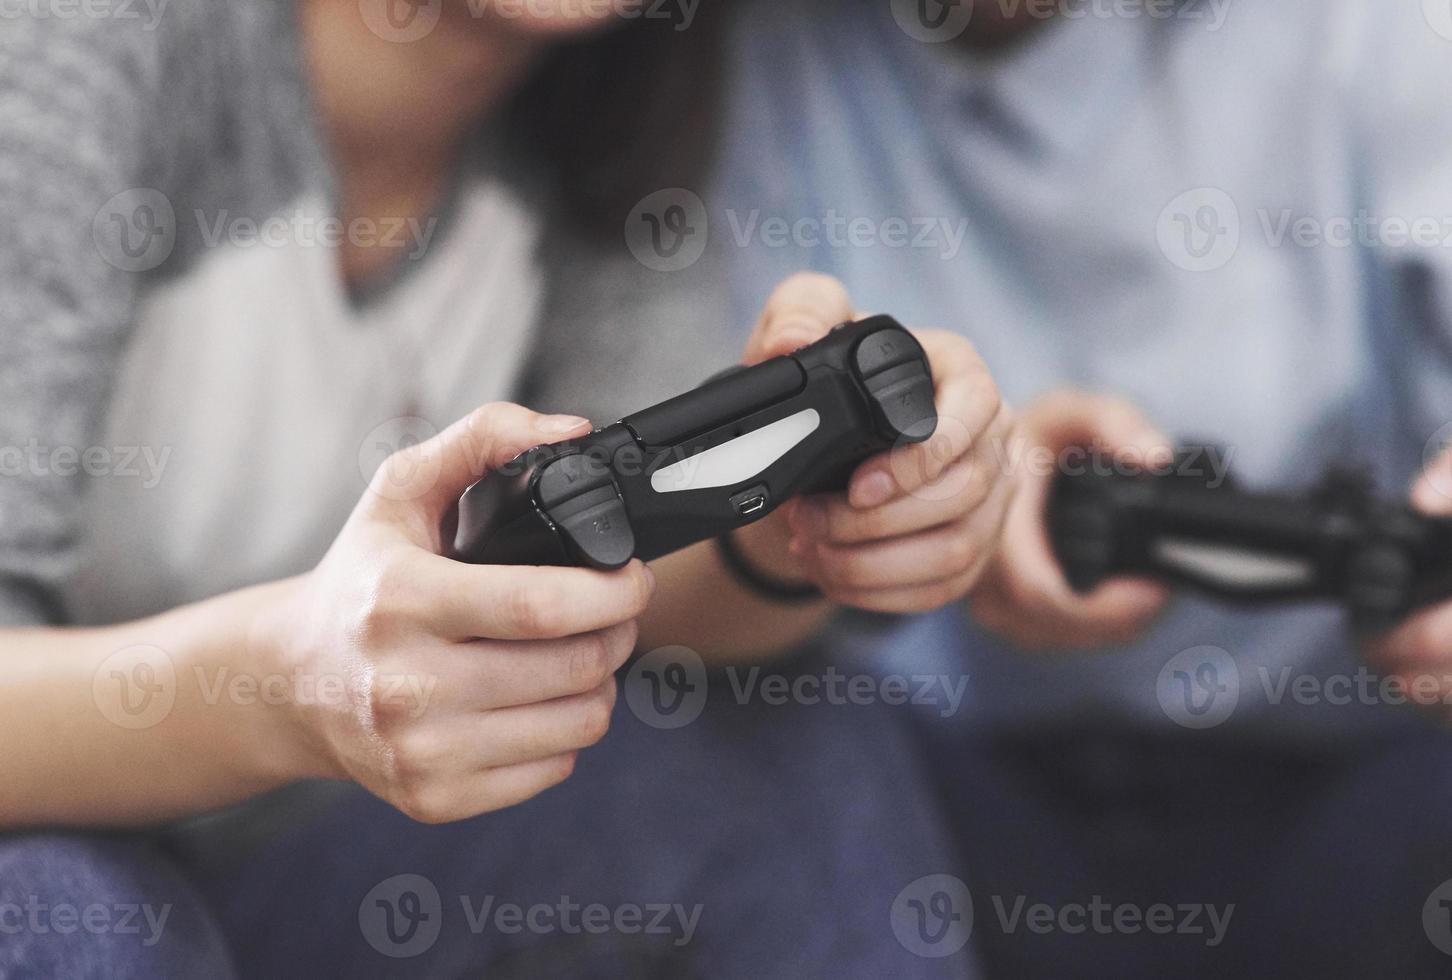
[0,578,316,830]
[640,515,835,666]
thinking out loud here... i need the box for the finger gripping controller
[1048,451,1452,630]
[452,316,938,569]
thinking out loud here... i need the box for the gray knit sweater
[0,0,732,629]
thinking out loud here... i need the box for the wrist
[199,575,336,787]
[721,509,825,604]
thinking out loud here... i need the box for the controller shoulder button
[548,483,636,570]
[537,453,614,508]
[864,361,937,442]
[855,328,920,376]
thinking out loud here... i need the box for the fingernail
[851,470,895,509]
[540,415,591,434]
[642,562,658,591]
[790,500,827,538]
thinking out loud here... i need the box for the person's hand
[260,404,655,824]
[729,273,1016,612]
[1363,450,1452,718]
[971,389,1173,650]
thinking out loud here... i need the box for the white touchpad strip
[1153,537,1316,591]
[649,409,822,494]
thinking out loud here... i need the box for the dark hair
[507,5,727,237]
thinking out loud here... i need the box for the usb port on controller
[731,485,770,518]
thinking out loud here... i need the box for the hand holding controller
[1366,449,1452,714]
[452,316,938,570]
[1048,451,1452,631]
[971,390,1173,649]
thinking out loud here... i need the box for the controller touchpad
[649,409,822,494]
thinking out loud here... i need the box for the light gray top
[712,0,1452,739]
[0,0,732,630]
[0,0,734,852]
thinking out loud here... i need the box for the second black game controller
[452,316,938,570]
[1048,451,1452,630]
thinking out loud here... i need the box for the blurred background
[6,0,1452,977]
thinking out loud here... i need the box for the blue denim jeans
[0,833,235,979]
[0,668,974,979]
[914,719,1452,980]
[14,661,1451,979]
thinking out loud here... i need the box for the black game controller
[452,316,937,570]
[1048,450,1452,630]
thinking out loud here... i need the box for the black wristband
[715,533,823,604]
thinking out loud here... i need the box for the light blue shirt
[709,0,1452,738]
